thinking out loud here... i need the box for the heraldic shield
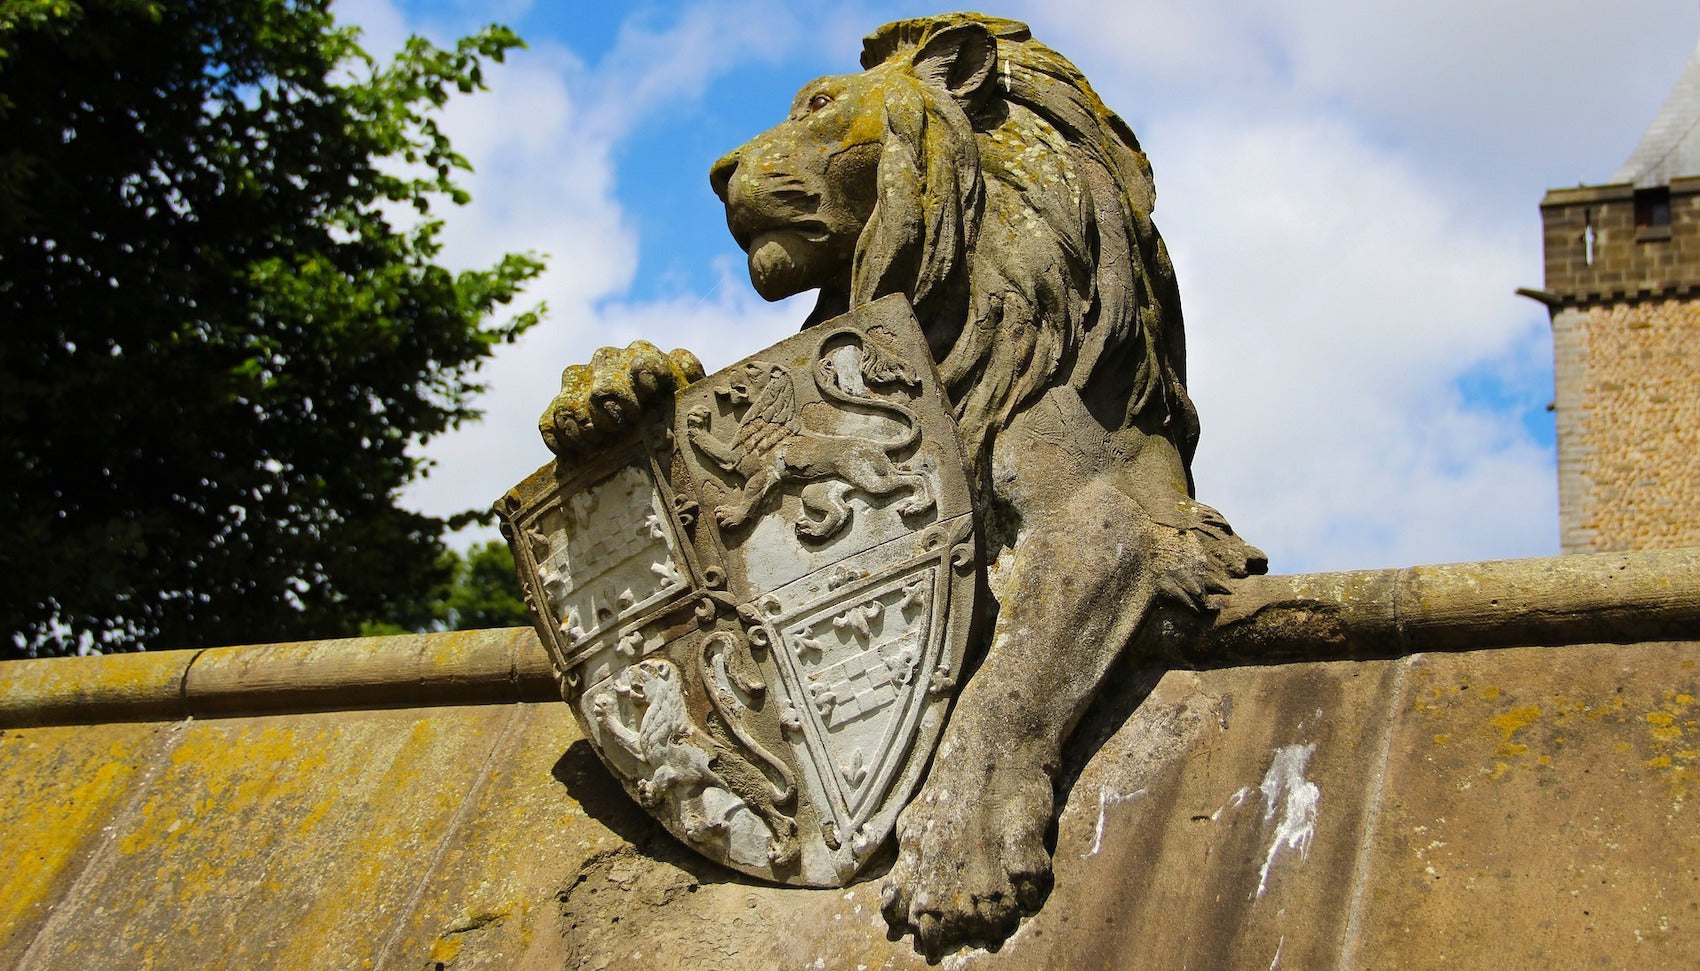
[496,295,979,887]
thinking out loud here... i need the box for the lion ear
[911,22,998,108]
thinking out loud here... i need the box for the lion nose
[709,150,740,202]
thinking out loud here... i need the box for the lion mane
[848,14,1198,490]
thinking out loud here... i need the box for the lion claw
[539,341,705,458]
[881,762,1054,956]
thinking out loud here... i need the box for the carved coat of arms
[497,295,978,886]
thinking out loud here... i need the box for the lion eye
[807,93,832,113]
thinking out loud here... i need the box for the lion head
[711,13,1199,487]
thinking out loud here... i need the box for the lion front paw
[881,762,1054,957]
[539,341,705,457]
[1146,500,1268,612]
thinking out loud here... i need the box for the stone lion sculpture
[539,12,1266,955]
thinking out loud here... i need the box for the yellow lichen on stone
[1489,705,1541,741]
[1646,710,1681,743]
[1488,704,1541,765]
[1638,691,1699,779]
[0,725,162,947]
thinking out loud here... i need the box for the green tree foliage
[362,540,531,636]
[436,540,531,631]
[0,1,543,656]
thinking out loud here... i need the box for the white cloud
[366,2,811,532]
[1156,111,1556,571]
[1029,0,1698,198]
[576,1,802,142]
[333,0,410,60]
[367,1,1697,570]
[993,0,1589,569]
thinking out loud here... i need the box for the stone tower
[1532,42,1700,553]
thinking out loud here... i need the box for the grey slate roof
[1613,38,1700,187]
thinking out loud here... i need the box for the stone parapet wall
[5,552,1699,969]
[1551,300,1700,553]
[1542,177,1700,300]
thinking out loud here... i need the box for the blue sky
[341,0,1700,572]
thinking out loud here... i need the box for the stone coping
[1540,175,1700,208]
[4,548,1697,728]
[0,627,558,727]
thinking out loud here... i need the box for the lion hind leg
[706,750,801,865]
[796,481,853,539]
[840,456,936,519]
[891,469,934,517]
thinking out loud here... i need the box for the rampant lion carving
[685,331,935,541]
[541,12,1266,955]
[592,657,799,865]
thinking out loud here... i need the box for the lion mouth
[744,227,838,301]
[731,216,832,254]
[724,178,826,253]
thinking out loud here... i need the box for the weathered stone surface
[0,721,174,967]
[1202,548,1700,663]
[14,706,522,970]
[383,704,615,971]
[0,629,553,728]
[535,643,1700,969]
[183,627,554,713]
[0,650,193,725]
[1353,644,1700,966]
[4,629,1698,968]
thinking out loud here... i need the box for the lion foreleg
[882,477,1184,954]
[714,466,777,530]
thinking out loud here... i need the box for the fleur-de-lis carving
[898,576,928,614]
[840,748,868,788]
[883,643,919,684]
[559,608,586,644]
[808,681,837,717]
[832,600,882,640]
[641,511,667,542]
[794,628,825,660]
[651,560,685,587]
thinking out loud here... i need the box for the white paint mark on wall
[1256,743,1320,898]
[1083,786,1147,858]
[1212,785,1252,821]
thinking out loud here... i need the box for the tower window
[1635,186,1672,229]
